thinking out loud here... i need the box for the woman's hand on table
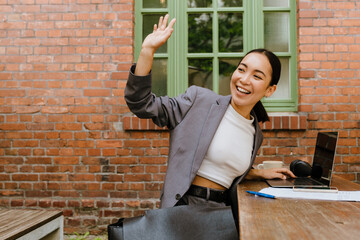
[245,168,296,180]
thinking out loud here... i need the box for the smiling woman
[230,49,281,121]
[125,14,295,237]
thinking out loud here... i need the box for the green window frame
[135,0,297,112]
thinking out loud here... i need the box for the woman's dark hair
[240,49,281,123]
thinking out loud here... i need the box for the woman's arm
[125,15,198,129]
[135,15,176,76]
[245,168,296,180]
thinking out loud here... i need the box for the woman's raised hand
[135,15,176,76]
[142,14,176,54]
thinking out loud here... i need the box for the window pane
[263,0,289,7]
[143,14,167,53]
[188,59,213,90]
[268,58,289,99]
[143,0,167,8]
[218,0,243,7]
[264,12,289,52]
[219,58,238,95]
[152,59,167,96]
[188,13,213,53]
[219,13,243,52]
[188,0,212,8]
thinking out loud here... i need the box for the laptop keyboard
[291,177,323,186]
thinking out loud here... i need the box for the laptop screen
[311,132,338,185]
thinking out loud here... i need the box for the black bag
[107,205,238,240]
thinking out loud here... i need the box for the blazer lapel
[231,112,263,187]
[229,112,263,234]
[190,95,231,179]
[251,116,263,161]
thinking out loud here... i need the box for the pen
[246,191,276,199]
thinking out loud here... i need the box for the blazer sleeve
[125,64,197,130]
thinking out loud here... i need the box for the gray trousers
[176,192,227,208]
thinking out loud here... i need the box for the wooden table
[0,209,63,240]
[237,175,360,240]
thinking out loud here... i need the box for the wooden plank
[237,175,360,240]
[0,209,62,240]
[17,215,64,240]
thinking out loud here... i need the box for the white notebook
[260,187,360,202]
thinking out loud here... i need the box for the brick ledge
[123,113,307,131]
[123,116,167,131]
[261,113,307,130]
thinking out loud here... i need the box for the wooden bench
[0,209,63,240]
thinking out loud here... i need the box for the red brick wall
[0,0,359,235]
[295,0,360,179]
[0,0,135,235]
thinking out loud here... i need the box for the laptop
[266,132,338,188]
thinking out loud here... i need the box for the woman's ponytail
[252,101,269,123]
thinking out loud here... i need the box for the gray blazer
[125,64,263,217]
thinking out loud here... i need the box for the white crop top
[197,105,255,188]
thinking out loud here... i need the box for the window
[135,0,297,112]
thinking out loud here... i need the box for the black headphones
[290,159,312,177]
